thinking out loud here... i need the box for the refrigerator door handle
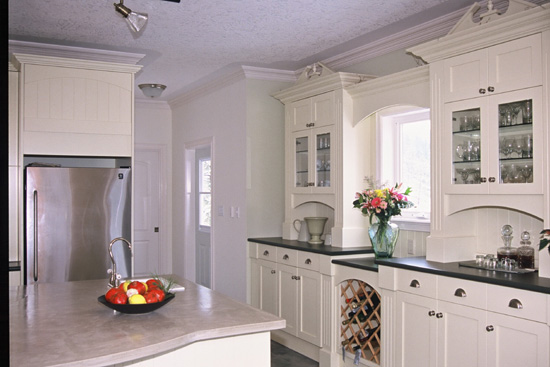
[33,190,38,282]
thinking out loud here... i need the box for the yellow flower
[374,189,384,198]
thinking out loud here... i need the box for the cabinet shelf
[340,279,381,365]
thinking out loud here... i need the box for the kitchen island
[9,275,285,367]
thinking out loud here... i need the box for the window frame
[376,107,431,232]
[198,157,212,232]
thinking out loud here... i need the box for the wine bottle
[341,310,368,325]
[345,291,366,304]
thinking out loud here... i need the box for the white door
[195,146,212,288]
[134,148,161,276]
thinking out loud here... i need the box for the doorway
[195,146,212,288]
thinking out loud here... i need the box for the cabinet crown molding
[408,3,550,63]
[10,53,142,74]
[272,69,376,104]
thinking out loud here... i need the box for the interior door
[134,148,161,276]
[195,146,212,288]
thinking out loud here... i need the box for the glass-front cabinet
[444,87,542,195]
[293,125,334,194]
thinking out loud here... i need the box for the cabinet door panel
[297,268,321,346]
[444,49,487,102]
[488,33,542,94]
[290,99,312,132]
[437,301,487,367]
[311,92,334,128]
[258,259,277,316]
[278,264,298,335]
[396,292,437,367]
[486,312,549,367]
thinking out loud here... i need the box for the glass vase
[368,220,399,258]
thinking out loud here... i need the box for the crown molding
[408,4,550,63]
[346,65,429,99]
[11,53,142,74]
[241,65,297,82]
[8,40,145,65]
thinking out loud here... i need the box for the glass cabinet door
[451,107,482,186]
[315,132,331,188]
[295,135,309,188]
[497,98,533,185]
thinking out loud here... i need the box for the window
[377,107,430,230]
[198,158,212,229]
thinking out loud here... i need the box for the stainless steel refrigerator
[25,166,132,285]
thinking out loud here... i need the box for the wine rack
[340,279,381,365]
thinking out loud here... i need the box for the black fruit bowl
[98,292,175,314]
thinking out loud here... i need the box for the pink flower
[371,197,382,207]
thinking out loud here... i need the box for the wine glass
[500,164,509,183]
[521,165,533,183]
[455,144,465,160]
[502,138,514,158]
[471,167,481,184]
[522,134,532,158]
[522,100,532,124]
[460,169,469,184]
[513,137,524,158]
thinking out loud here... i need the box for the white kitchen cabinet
[391,267,549,367]
[292,125,334,193]
[289,91,334,132]
[443,33,542,103]
[443,86,543,198]
[257,259,278,316]
[11,54,141,157]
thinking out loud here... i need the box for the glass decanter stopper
[517,231,535,269]
[497,224,518,262]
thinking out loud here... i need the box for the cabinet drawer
[258,244,276,262]
[396,269,437,298]
[437,276,487,309]
[487,285,547,323]
[297,251,320,272]
[276,248,298,267]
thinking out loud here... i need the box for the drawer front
[276,247,299,267]
[437,276,487,309]
[258,244,276,262]
[297,251,320,272]
[487,284,547,323]
[396,269,437,298]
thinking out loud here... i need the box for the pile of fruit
[105,279,167,305]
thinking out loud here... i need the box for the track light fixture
[114,0,148,33]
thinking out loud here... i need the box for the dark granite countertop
[371,257,550,294]
[248,237,374,256]
[332,258,379,273]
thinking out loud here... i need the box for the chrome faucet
[107,237,132,288]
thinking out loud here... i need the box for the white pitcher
[293,219,311,242]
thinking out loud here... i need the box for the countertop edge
[248,237,374,256]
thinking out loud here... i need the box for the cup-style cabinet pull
[291,275,301,280]
[436,312,443,319]
[271,270,276,274]
[410,279,420,288]
[428,310,435,317]
[283,254,289,260]
[488,86,495,92]
[508,298,523,309]
[479,88,486,94]
[489,177,496,183]
[486,325,494,332]
[305,259,312,265]
[454,288,467,298]
[263,250,269,256]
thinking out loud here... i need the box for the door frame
[183,137,215,288]
[134,143,169,274]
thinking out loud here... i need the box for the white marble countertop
[9,275,285,367]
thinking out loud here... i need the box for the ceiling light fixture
[114,0,148,33]
[139,84,167,98]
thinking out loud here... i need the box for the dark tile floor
[271,340,319,367]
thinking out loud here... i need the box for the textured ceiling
[8,0,539,101]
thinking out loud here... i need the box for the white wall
[171,79,248,302]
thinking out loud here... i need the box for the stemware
[455,144,465,160]
[521,165,533,183]
[502,137,514,158]
[522,134,532,158]
[500,164,509,183]
[522,100,532,124]
[513,137,524,158]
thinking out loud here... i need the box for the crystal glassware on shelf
[513,137,524,158]
[522,100,532,124]
[521,164,533,183]
[456,144,465,160]
[460,168,469,184]
[522,134,532,158]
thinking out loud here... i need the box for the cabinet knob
[428,310,435,317]
[436,312,443,319]
[480,177,487,183]
[488,177,496,183]
[479,88,486,94]
[454,288,467,298]
[305,259,312,265]
[508,298,523,309]
[488,86,495,92]
[486,325,494,332]
[271,270,276,274]
[263,250,269,256]
[291,275,296,280]
[410,279,420,288]
[283,254,289,260]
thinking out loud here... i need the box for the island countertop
[9,275,285,367]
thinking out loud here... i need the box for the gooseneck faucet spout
[107,237,132,288]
